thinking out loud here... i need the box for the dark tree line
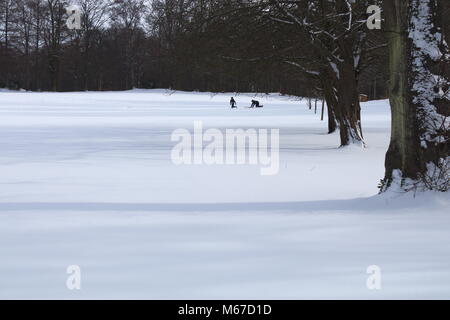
[0,0,387,96]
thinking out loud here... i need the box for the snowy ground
[0,89,449,299]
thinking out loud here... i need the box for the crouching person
[251,100,263,108]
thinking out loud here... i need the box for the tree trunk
[48,53,59,91]
[321,69,363,145]
[382,0,449,192]
[327,103,337,134]
[334,63,364,146]
[321,78,338,134]
[321,99,325,121]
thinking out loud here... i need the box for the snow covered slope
[0,89,448,299]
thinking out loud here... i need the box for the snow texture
[0,89,449,299]
[409,0,449,146]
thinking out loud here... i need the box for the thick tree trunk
[321,68,363,145]
[321,78,338,134]
[327,103,337,134]
[382,0,449,192]
[321,99,325,121]
[48,53,59,92]
[335,64,364,146]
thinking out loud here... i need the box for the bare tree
[0,0,13,48]
[0,0,14,87]
[70,0,109,90]
[256,0,379,146]
[109,0,148,89]
[41,0,68,91]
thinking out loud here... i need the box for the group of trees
[1,0,448,192]
[0,0,149,91]
[0,1,387,94]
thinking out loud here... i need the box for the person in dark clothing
[230,97,237,108]
[251,100,263,108]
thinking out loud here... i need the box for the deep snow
[0,89,448,299]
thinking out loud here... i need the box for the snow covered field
[0,89,449,299]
